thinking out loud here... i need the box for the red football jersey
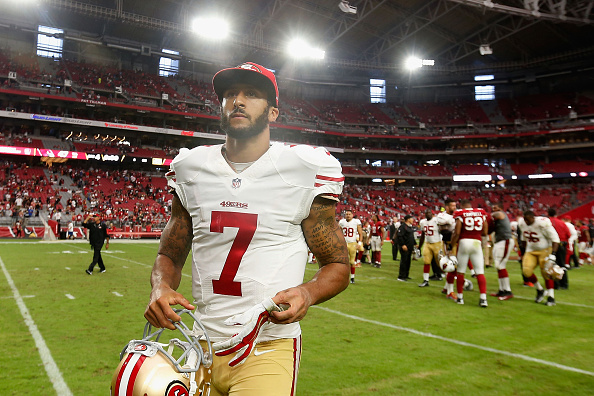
[454,208,487,241]
[578,225,589,243]
[370,221,385,237]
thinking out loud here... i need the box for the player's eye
[224,90,238,98]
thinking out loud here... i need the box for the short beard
[221,106,270,140]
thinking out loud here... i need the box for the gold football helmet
[111,309,212,396]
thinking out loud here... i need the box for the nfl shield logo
[232,178,241,189]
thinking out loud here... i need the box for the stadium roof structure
[1,0,594,79]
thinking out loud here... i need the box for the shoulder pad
[170,145,220,184]
[270,143,344,200]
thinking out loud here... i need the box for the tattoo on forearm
[304,199,348,266]
[158,195,192,266]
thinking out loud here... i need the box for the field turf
[0,240,593,395]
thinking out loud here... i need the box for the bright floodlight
[287,39,325,60]
[191,17,229,39]
[405,56,423,70]
[405,56,435,70]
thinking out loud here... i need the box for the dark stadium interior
[1,0,593,237]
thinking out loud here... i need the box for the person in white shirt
[67,221,74,239]
[517,211,560,306]
[418,209,442,287]
[563,217,579,268]
[338,209,363,283]
[143,62,349,396]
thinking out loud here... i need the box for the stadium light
[404,56,434,70]
[287,39,325,60]
[191,17,229,39]
[528,173,553,179]
[405,56,423,70]
[452,175,492,182]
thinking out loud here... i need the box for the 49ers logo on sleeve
[166,380,190,396]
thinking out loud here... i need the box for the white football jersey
[565,221,578,245]
[510,221,518,238]
[517,216,560,252]
[338,218,361,243]
[436,211,455,233]
[420,217,442,244]
[167,143,344,342]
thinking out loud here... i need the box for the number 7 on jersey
[210,211,258,297]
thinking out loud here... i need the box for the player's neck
[224,129,270,163]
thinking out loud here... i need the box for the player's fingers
[175,296,196,311]
[143,309,159,328]
[154,300,180,329]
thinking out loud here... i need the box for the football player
[575,220,592,265]
[563,217,579,268]
[517,211,561,306]
[339,209,363,283]
[144,62,350,396]
[489,203,514,300]
[369,214,386,268]
[436,198,457,299]
[450,199,489,307]
[418,209,442,287]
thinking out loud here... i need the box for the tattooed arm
[270,196,349,324]
[144,193,194,330]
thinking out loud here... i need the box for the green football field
[1,240,593,395]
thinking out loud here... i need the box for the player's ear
[268,106,279,122]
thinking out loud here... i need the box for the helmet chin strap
[185,349,199,396]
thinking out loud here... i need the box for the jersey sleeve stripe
[315,175,345,182]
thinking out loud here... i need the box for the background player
[518,211,560,306]
[418,209,442,287]
[450,199,489,307]
[369,214,386,268]
[437,198,457,299]
[489,203,514,300]
[339,209,363,283]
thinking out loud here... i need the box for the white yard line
[0,256,73,395]
[313,306,594,377]
[513,295,594,309]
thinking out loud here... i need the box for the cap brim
[213,68,277,106]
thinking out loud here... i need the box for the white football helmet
[439,256,458,273]
[111,309,212,396]
[544,263,565,280]
[413,247,422,260]
[463,278,474,291]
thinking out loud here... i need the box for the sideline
[59,242,192,278]
[0,256,73,395]
[313,305,594,377]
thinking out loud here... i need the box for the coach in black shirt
[397,215,417,281]
[83,213,110,275]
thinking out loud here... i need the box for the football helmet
[439,255,458,273]
[111,309,212,396]
[544,262,565,280]
[413,247,422,260]
[463,278,474,291]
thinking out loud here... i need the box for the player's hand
[269,286,313,325]
[402,245,408,252]
[105,242,109,250]
[144,285,195,330]
[547,254,557,265]
[212,298,282,367]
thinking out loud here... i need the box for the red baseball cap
[212,62,279,107]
